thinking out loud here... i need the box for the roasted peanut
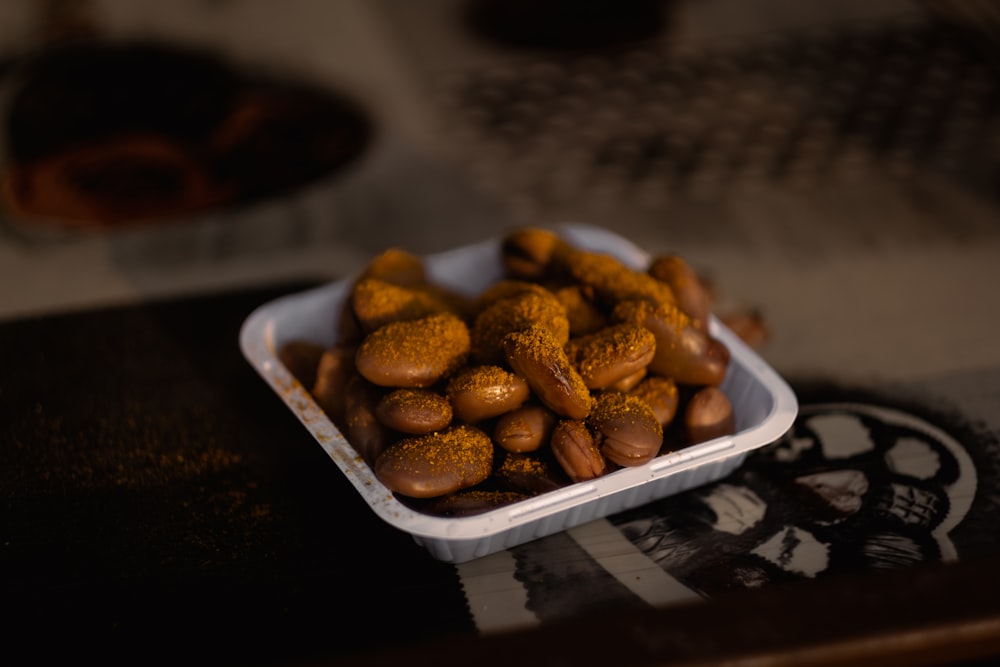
[550,419,606,482]
[561,249,675,309]
[311,343,357,426]
[375,388,453,434]
[338,247,428,344]
[648,254,713,333]
[612,299,728,387]
[564,323,656,390]
[278,339,325,389]
[629,375,680,427]
[502,324,592,420]
[474,279,555,313]
[355,312,470,388]
[685,386,736,444]
[720,309,770,349]
[357,247,427,286]
[350,278,455,334]
[421,489,531,517]
[610,367,647,392]
[493,403,557,453]
[500,226,568,280]
[342,374,392,466]
[374,424,494,498]
[588,391,663,467]
[495,452,569,493]
[446,365,531,423]
[471,289,569,365]
[554,284,607,336]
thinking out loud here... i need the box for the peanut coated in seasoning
[495,452,568,494]
[355,312,470,388]
[350,278,455,334]
[446,365,531,423]
[501,324,592,420]
[471,290,570,365]
[561,249,676,309]
[374,424,494,499]
[648,253,713,334]
[563,322,656,390]
[357,247,427,286]
[629,375,680,427]
[588,391,663,468]
[375,388,453,434]
[609,367,647,392]
[612,299,728,387]
[554,284,608,337]
[500,226,568,280]
[421,489,531,517]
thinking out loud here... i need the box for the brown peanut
[685,386,736,444]
[550,419,606,482]
[500,226,567,280]
[342,373,392,466]
[446,365,531,423]
[338,248,427,344]
[495,452,569,493]
[648,254,713,333]
[357,247,427,286]
[421,489,531,517]
[493,404,557,453]
[311,343,357,427]
[375,388,453,434]
[720,309,770,349]
[473,279,555,313]
[374,424,493,499]
[561,249,675,309]
[278,339,325,389]
[588,391,663,467]
[612,299,728,387]
[554,284,607,337]
[502,324,592,420]
[629,375,680,427]
[564,323,656,390]
[610,367,647,392]
[350,278,455,334]
[355,312,470,388]
[471,289,569,365]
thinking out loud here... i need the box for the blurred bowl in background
[0,39,373,233]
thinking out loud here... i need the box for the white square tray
[240,224,798,562]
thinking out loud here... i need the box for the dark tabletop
[0,282,473,666]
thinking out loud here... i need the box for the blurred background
[1,0,998,386]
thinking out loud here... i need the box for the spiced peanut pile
[280,228,737,516]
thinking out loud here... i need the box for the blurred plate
[0,39,372,235]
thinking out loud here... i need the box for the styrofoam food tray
[239,224,798,563]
